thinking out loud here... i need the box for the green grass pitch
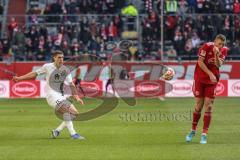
[0,97,239,160]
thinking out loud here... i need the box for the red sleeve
[198,43,209,59]
[219,47,228,61]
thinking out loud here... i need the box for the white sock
[63,113,77,135]
[65,121,77,135]
[56,121,66,132]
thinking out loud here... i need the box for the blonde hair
[215,34,226,43]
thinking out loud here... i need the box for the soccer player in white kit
[13,51,85,139]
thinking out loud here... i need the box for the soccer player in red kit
[186,34,228,144]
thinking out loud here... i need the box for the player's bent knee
[204,99,214,112]
[195,98,204,112]
[205,104,213,112]
[194,107,202,112]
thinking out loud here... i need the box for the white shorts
[46,93,71,110]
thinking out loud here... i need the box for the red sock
[192,110,201,131]
[202,112,212,134]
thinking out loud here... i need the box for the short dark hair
[52,50,63,62]
[215,34,226,43]
[52,50,64,57]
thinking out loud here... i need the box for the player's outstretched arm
[198,57,217,83]
[69,82,84,105]
[12,72,37,82]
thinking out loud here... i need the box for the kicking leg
[56,103,84,140]
[52,121,66,138]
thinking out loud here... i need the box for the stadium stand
[0,0,240,62]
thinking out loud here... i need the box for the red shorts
[192,80,217,99]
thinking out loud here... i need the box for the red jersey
[194,42,228,84]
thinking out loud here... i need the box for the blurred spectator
[27,25,39,44]
[0,3,3,15]
[36,47,46,61]
[1,39,14,63]
[43,0,63,23]
[156,0,162,13]
[114,0,126,13]
[142,23,153,40]
[62,40,71,56]
[12,26,25,60]
[234,15,240,41]
[178,0,188,16]
[8,17,18,40]
[191,32,201,49]
[165,0,178,14]
[12,27,25,47]
[145,0,153,13]
[71,39,80,56]
[224,0,234,13]
[88,36,101,56]
[89,20,98,37]
[233,0,240,13]
[39,25,48,39]
[148,11,159,30]
[223,15,233,41]
[25,38,35,60]
[187,0,197,13]
[229,41,240,56]
[113,15,123,37]
[184,38,194,57]
[211,0,221,13]
[219,0,227,13]
[121,3,138,30]
[108,21,118,41]
[165,15,177,40]
[196,0,204,13]
[66,0,77,22]
[106,0,115,14]
[1,39,12,57]
[79,27,91,46]
[121,3,138,16]
[173,27,185,56]
[203,0,211,13]
[100,24,108,41]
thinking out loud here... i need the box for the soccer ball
[162,67,175,81]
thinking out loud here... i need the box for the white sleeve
[35,64,47,75]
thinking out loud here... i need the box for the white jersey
[36,63,73,97]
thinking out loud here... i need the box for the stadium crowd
[0,0,240,61]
